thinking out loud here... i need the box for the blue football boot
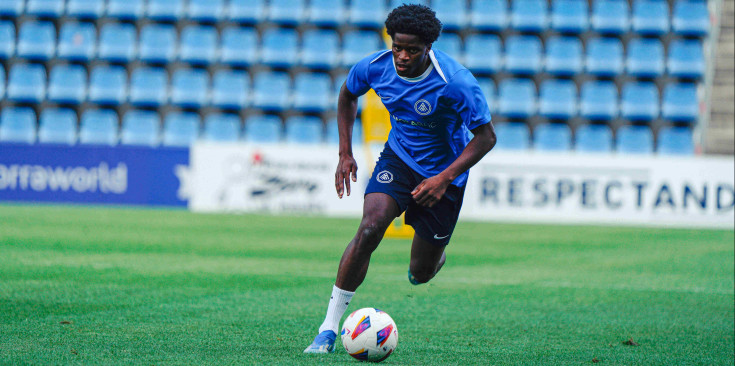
[303,330,337,354]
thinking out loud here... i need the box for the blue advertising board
[0,144,189,207]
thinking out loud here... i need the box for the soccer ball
[340,307,398,362]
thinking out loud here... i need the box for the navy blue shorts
[365,145,465,247]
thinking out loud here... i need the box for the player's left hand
[411,175,451,208]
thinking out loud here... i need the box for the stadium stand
[0,0,713,155]
[78,109,118,145]
[203,113,240,142]
[0,107,36,144]
[493,122,530,150]
[38,108,77,145]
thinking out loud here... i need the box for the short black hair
[384,4,443,45]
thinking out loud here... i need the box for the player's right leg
[304,193,400,354]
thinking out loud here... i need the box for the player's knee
[408,265,434,284]
[354,222,386,253]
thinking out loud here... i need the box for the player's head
[385,4,443,78]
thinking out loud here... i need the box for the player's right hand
[335,154,358,198]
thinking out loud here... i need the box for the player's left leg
[408,234,446,284]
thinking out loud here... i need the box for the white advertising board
[189,143,734,229]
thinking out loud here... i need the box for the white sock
[318,285,355,334]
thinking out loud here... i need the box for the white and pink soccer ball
[341,307,398,362]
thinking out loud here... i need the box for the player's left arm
[412,123,496,207]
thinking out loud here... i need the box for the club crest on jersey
[377,170,393,183]
[414,99,432,115]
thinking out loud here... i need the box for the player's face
[391,33,431,78]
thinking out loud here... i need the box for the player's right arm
[335,82,359,199]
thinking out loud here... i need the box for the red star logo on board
[252,151,263,165]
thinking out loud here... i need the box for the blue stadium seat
[626,38,664,78]
[0,21,15,59]
[551,0,588,33]
[17,21,55,60]
[147,0,184,21]
[171,68,208,108]
[464,34,502,74]
[433,33,463,63]
[285,116,324,144]
[293,72,332,113]
[48,64,87,104]
[57,22,96,61]
[107,0,144,19]
[662,83,699,122]
[129,67,168,107]
[188,0,224,22]
[539,79,577,120]
[545,36,583,76]
[505,35,542,75]
[203,113,240,142]
[632,0,669,36]
[510,0,547,33]
[585,37,624,77]
[493,122,530,150]
[269,0,305,26]
[261,28,298,68]
[580,80,618,120]
[121,110,160,147]
[533,123,572,151]
[38,108,77,145]
[390,0,428,7]
[98,23,136,62]
[434,0,467,31]
[139,23,176,64]
[26,0,64,18]
[212,69,249,110]
[0,107,36,144]
[591,0,629,35]
[616,125,653,154]
[349,0,387,29]
[179,25,217,65]
[309,0,345,27]
[0,0,24,16]
[672,1,710,36]
[162,112,200,147]
[621,81,660,121]
[220,27,258,66]
[89,65,127,105]
[0,66,5,99]
[66,0,104,18]
[477,77,496,109]
[497,78,537,119]
[252,72,291,111]
[657,126,694,155]
[7,63,46,103]
[326,117,363,144]
[228,0,266,23]
[301,29,340,70]
[575,124,613,153]
[469,0,507,31]
[667,39,705,79]
[342,30,382,67]
[244,115,283,143]
[79,109,118,145]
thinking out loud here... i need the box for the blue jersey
[346,49,492,187]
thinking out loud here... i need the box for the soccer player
[304,4,496,353]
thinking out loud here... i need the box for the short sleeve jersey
[346,49,492,187]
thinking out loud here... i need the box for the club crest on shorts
[414,99,432,115]
[377,170,393,183]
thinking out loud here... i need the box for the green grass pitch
[0,204,733,365]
